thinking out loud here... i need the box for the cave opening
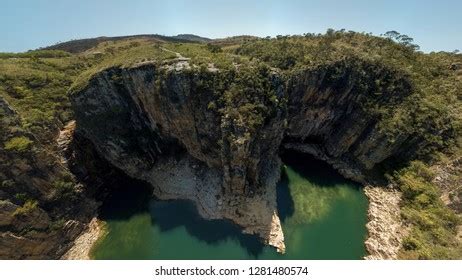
[278,148,364,187]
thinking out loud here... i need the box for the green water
[92,152,369,259]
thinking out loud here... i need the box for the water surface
[92,152,368,259]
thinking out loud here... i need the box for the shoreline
[61,218,103,260]
[61,186,397,260]
[363,185,407,260]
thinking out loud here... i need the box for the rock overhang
[69,57,418,253]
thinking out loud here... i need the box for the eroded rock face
[285,59,415,183]
[70,59,418,252]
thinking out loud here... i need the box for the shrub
[12,200,38,216]
[53,180,76,200]
[50,218,66,231]
[4,136,33,152]
[394,161,461,259]
[14,193,29,203]
[206,43,222,53]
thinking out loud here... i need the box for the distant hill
[42,34,210,53]
[171,34,212,42]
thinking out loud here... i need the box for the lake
[91,151,368,259]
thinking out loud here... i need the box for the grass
[0,49,71,59]
[0,54,89,144]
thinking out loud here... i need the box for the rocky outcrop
[0,97,97,259]
[70,57,420,253]
[432,157,462,213]
[364,185,407,259]
[61,218,103,260]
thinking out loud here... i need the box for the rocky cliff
[70,57,419,251]
[285,58,415,182]
[0,97,98,259]
[71,61,287,251]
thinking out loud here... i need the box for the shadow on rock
[276,168,295,223]
[280,149,362,190]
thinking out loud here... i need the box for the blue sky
[1,0,461,52]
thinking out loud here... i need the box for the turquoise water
[92,152,368,259]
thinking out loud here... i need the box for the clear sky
[1,0,461,53]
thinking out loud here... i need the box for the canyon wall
[71,63,287,196]
[285,58,416,182]
[70,58,418,251]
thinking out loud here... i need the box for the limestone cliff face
[72,59,417,192]
[71,64,286,195]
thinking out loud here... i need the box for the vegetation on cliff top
[236,30,461,160]
[217,64,283,133]
[0,50,88,144]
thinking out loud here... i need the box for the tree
[383,31,420,50]
[326,28,335,36]
[384,30,400,40]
